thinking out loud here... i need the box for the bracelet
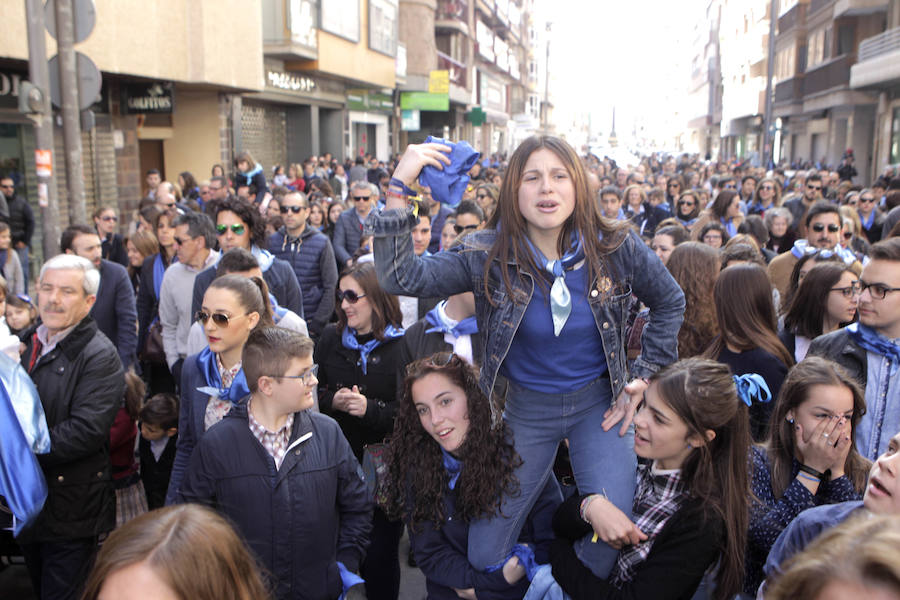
[389,177,418,197]
[580,494,599,523]
[797,472,821,484]
[797,464,830,482]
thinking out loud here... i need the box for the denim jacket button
[590,289,599,298]
[602,322,610,329]
[609,352,615,358]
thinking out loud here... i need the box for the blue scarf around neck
[195,347,250,403]
[424,301,478,338]
[441,447,462,490]
[524,231,585,336]
[341,324,404,374]
[848,323,900,375]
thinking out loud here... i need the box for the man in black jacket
[61,224,138,370]
[19,254,125,600]
[1,176,34,283]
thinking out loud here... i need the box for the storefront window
[369,0,398,56]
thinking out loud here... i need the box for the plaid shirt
[247,402,294,470]
[611,462,689,586]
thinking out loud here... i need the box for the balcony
[777,3,804,36]
[437,51,467,89]
[804,53,853,96]
[774,76,805,104]
[436,0,469,36]
[262,0,318,61]
[851,27,900,88]
[833,0,888,18]
[809,0,834,17]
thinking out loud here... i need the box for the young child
[178,327,372,600]
[0,222,25,295]
[548,358,752,600]
[0,276,22,360]
[110,370,149,527]
[6,293,37,337]
[138,393,179,510]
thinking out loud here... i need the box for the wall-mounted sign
[122,81,174,114]
[347,89,393,112]
[401,109,420,131]
[266,71,316,93]
[428,70,449,95]
[400,92,449,112]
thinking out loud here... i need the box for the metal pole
[24,0,61,262]
[762,0,778,169]
[54,0,87,225]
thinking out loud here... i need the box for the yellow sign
[428,70,450,94]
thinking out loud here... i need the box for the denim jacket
[368,208,685,420]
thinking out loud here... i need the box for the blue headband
[733,373,772,407]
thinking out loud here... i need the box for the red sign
[35,150,52,177]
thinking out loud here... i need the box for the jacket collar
[41,316,100,362]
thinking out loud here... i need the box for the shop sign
[0,70,25,109]
[122,82,174,114]
[401,109,420,131]
[428,70,449,95]
[35,150,52,177]
[266,71,316,93]
[400,91,449,112]
[347,89,393,112]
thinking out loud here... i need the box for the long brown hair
[783,262,857,338]
[764,357,870,498]
[80,504,271,600]
[483,136,629,302]
[337,261,402,340]
[666,242,720,358]
[650,358,750,600]
[383,353,520,531]
[704,264,794,368]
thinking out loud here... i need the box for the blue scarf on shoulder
[340,324,405,374]
[424,302,478,338]
[194,347,250,403]
[848,323,900,375]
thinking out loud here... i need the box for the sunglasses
[843,231,854,240]
[859,197,876,204]
[352,195,371,202]
[476,193,490,200]
[761,185,775,191]
[811,223,840,233]
[280,205,307,214]
[216,223,246,235]
[678,201,695,207]
[336,289,366,303]
[807,185,822,191]
[454,224,479,235]
[723,184,736,190]
[164,203,176,209]
[101,215,118,222]
[195,311,245,326]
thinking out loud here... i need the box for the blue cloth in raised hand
[418,136,480,208]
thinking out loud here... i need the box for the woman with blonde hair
[748,177,782,216]
[80,504,271,600]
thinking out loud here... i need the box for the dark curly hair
[215,197,266,247]
[382,353,521,532]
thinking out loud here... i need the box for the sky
[532,0,703,146]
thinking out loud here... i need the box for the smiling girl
[370,137,685,578]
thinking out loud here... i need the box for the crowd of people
[1,137,899,600]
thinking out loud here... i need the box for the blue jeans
[468,376,637,579]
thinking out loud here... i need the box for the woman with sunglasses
[475,183,499,221]
[674,191,700,230]
[749,178,783,217]
[382,353,556,600]
[856,188,885,244]
[137,208,179,395]
[190,197,304,321]
[94,206,128,267]
[370,137,685,582]
[780,263,860,362]
[315,261,407,600]
[165,274,274,506]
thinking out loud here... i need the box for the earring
[787,417,794,424]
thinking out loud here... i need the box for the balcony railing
[804,53,853,95]
[777,3,802,35]
[858,26,900,62]
[809,0,834,16]
[774,76,804,103]
[437,51,467,88]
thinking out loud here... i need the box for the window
[476,20,495,62]
[775,45,795,80]
[369,0,398,56]
[808,27,826,68]
[321,0,359,42]
[890,107,900,165]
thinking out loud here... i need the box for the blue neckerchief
[677,216,697,228]
[485,544,540,581]
[336,561,365,600]
[194,347,251,403]
[418,136,481,208]
[441,448,462,490]
[340,325,405,374]
[424,301,478,338]
[523,231,585,336]
[859,209,876,231]
[268,293,287,322]
[152,253,166,300]
[0,366,48,536]
[789,240,856,265]
[848,323,900,375]
[720,217,738,237]
[733,373,772,407]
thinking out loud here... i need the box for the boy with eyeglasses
[268,190,338,338]
[179,327,372,600]
[808,238,900,460]
[767,201,863,299]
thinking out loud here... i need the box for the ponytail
[248,276,275,328]
[208,274,274,330]
[651,358,751,600]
